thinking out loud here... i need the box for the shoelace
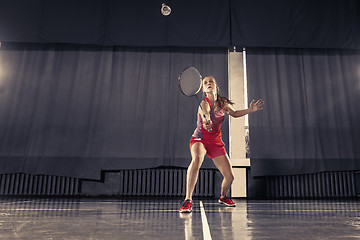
[222,197,233,203]
[182,200,191,207]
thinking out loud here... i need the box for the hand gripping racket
[178,67,211,130]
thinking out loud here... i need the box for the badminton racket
[178,67,211,131]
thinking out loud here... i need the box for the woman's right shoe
[179,199,192,213]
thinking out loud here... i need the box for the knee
[225,173,235,183]
[190,156,203,169]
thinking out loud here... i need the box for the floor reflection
[245,200,360,239]
[0,198,188,240]
[1,198,360,239]
[202,201,252,240]
[179,212,193,240]
[0,198,83,217]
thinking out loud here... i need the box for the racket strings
[179,67,202,97]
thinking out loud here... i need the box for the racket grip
[203,114,212,132]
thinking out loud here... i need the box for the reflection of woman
[180,75,264,213]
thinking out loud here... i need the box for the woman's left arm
[224,99,264,118]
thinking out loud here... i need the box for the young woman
[179,75,264,213]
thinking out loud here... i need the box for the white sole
[218,200,236,207]
[179,209,192,213]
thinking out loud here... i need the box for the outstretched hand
[249,99,264,112]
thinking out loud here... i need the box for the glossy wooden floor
[0,197,359,239]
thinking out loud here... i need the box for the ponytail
[217,94,234,108]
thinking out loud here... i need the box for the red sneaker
[218,197,236,207]
[179,199,192,213]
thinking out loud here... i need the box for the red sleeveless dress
[189,97,227,158]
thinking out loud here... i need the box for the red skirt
[189,136,226,159]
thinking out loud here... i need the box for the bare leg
[185,142,206,200]
[212,154,235,198]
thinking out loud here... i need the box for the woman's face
[202,76,217,94]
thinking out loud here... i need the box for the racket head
[178,67,203,97]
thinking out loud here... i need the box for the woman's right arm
[199,100,212,131]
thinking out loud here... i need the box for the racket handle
[203,114,212,132]
[197,96,212,132]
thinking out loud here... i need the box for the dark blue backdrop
[0,43,228,179]
[247,48,360,176]
[1,0,360,179]
[0,0,359,49]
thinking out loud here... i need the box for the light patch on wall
[0,42,2,81]
[0,43,6,92]
[358,66,360,91]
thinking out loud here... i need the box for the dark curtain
[0,43,228,179]
[231,0,360,49]
[1,0,360,49]
[0,0,230,47]
[247,48,360,176]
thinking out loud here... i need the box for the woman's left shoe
[218,197,236,207]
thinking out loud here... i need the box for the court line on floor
[200,201,212,240]
[0,209,180,212]
[3,208,360,212]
